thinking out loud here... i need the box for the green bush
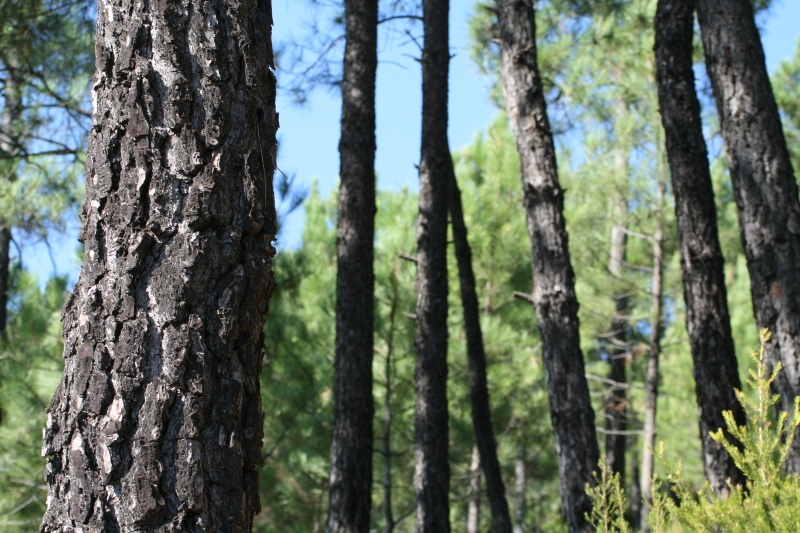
[588,329,800,532]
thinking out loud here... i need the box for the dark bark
[40,0,278,530]
[383,273,400,533]
[414,0,451,530]
[449,170,513,533]
[605,203,628,482]
[328,1,378,532]
[654,0,747,494]
[696,0,800,471]
[495,2,599,531]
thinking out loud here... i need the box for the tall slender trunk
[414,0,451,530]
[654,0,746,494]
[384,272,400,533]
[449,168,512,533]
[513,443,526,533]
[605,194,629,481]
[630,450,640,531]
[639,183,668,531]
[329,1,379,531]
[696,0,800,471]
[495,1,599,530]
[40,0,278,529]
[0,227,10,337]
[466,446,481,533]
[0,61,24,337]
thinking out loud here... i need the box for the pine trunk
[696,0,800,471]
[466,446,481,533]
[640,220,664,532]
[605,201,628,482]
[0,226,9,336]
[654,0,746,494]
[40,0,278,529]
[328,1,378,531]
[0,62,23,337]
[414,0,451,530]
[449,169,513,533]
[513,444,526,533]
[495,1,599,531]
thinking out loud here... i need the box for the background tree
[413,0,452,530]
[39,0,279,530]
[328,1,379,531]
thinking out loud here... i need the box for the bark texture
[40,0,278,529]
[496,1,599,531]
[654,0,746,494]
[449,170,512,533]
[328,1,378,531]
[414,0,451,531]
[696,0,800,471]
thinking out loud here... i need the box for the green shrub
[588,329,800,532]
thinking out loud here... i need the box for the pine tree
[328,1,379,531]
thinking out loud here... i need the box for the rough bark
[414,0,451,530]
[639,220,664,532]
[466,446,481,533]
[605,198,628,482]
[40,0,278,529]
[496,1,599,531]
[654,0,746,494]
[328,1,378,532]
[696,0,800,471]
[449,169,512,533]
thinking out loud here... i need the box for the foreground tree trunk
[654,0,746,497]
[696,0,800,471]
[495,1,599,530]
[40,0,278,529]
[449,170,513,533]
[328,1,378,532]
[414,0,451,531]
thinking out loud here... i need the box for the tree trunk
[639,218,664,532]
[0,61,24,337]
[40,0,278,529]
[0,227,9,337]
[466,446,481,533]
[654,0,747,495]
[414,0,451,531]
[605,196,628,482]
[630,450,640,531]
[329,1,379,531]
[513,444,526,533]
[696,0,800,471]
[449,168,513,533]
[495,1,599,531]
[384,272,400,533]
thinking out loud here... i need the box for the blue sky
[22,0,800,286]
